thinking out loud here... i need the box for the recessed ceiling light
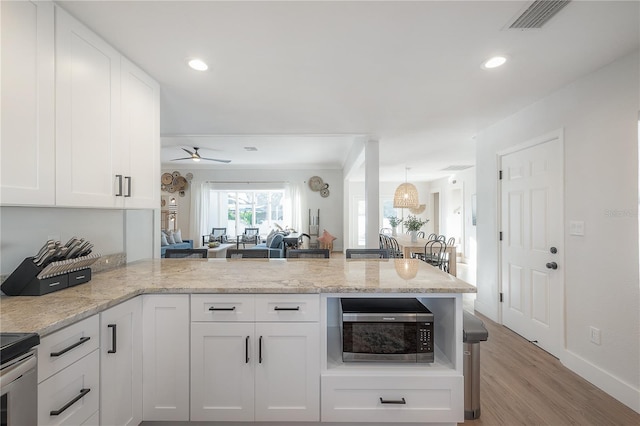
[244,146,258,151]
[482,55,508,70]
[187,58,208,71]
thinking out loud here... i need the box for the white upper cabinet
[119,57,160,209]
[1,0,55,206]
[55,6,159,208]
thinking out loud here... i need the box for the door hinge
[499,292,504,303]
[499,231,503,241]
[499,170,503,180]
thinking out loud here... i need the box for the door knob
[546,262,558,270]
[550,247,558,254]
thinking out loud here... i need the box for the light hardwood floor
[461,311,640,425]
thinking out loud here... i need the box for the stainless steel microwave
[341,298,434,363]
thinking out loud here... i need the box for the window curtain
[284,182,303,232]
[190,181,216,242]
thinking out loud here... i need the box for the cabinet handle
[379,397,406,405]
[115,175,123,196]
[209,306,236,311]
[124,176,132,197]
[259,336,263,363]
[50,336,91,357]
[274,306,300,311]
[50,388,91,416]
[245,336,250,363]
[107,324,117,354]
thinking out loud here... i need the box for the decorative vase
[392,226,397,237]
[410,230,417,243]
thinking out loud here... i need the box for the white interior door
[500,136,564,357]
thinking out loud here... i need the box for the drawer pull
[50,388,91,416]
[108,324,117,354]
[115,174,123,196]
[50,336,91,357]
[209,306,236,311]
[380,397,406,405]
[75,275,85,280]
[49,281,62,287]
[259,336,263,363]
[274,306,300,311]
[245,336,250,363]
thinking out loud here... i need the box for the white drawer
[38,349,100,426]
[80,410,99,425]
[191,294,255,322]
[255,294,319,322]
[38,315,99,383]
[321,375,463,423]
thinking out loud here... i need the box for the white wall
[428,167,476,264]
[0,207,126,275]
[475,52,639,410]
[161,167,345,251]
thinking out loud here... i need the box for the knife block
[1,257,93,296]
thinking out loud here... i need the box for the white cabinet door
[38,349,100,426]
[100,297,142,426]
[1,0,55,205]
[191,322,255,421]
[142,295,189,421]
[55,6,121,208]
[255,322,320,422]
[120,57,160,209]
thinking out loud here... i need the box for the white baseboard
[562,349,640,413]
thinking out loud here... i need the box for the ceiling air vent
[508,0,571,29]
[441,165,473,172]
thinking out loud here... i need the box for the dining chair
[379,228,392,236]
[226,248,269,259]
[417,231,425,239]
[387,237,404,258]
[286,249,330,258]
[422,240,446,270]
[427,233,437,241]
[345,249,390,259]
[165,248,208,259]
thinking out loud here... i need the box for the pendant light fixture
[393,167,419,209]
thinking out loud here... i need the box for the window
[208,189,285,237]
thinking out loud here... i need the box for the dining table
[393,234,458,276]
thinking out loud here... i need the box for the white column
[364,140,380,248]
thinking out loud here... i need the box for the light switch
[569,221,585,236]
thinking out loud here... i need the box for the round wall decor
[308,176,324,191]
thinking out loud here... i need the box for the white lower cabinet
[38,349,100,426]
[190,294,320,422]
[142,295,190,421]
[191,322,255,421]
[321,375,463,423]
[100,297,142,426]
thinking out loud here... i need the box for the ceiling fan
[171,147,231,163]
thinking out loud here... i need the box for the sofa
[249,233,284,258]
[161,240,193,258]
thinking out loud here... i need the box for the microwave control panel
[418,322,433,352]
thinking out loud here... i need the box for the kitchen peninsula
[0,258,475,425]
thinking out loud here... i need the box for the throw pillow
[173,229,183,243]
[317,229,337,245]
[160,232,169,246]
[166,231,176,245]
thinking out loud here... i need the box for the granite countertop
[0,258,475,336]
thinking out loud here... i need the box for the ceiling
[58,0,639,182]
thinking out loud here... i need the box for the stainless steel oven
[341,298,434,363]
[1,333,39,426]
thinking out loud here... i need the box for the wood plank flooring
[460,312,640,425]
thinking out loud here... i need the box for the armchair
[202,228,228,246]
[240,227,260,247]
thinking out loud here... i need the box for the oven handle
[0,354,36,389]
[50,388,91,416]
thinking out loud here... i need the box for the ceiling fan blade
[201,157,232,163]
[182,148,194,156]
[170,157,193,161]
